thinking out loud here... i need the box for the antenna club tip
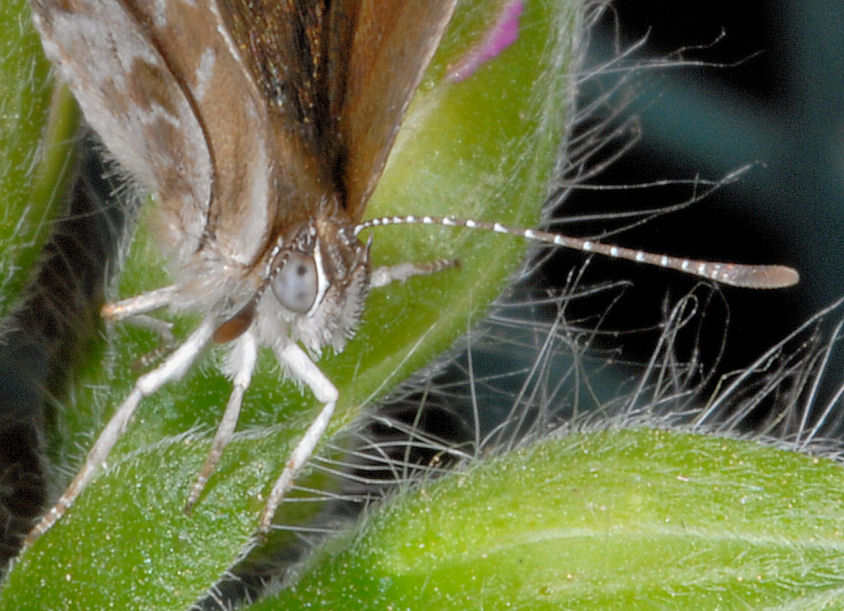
[726,265,800,289]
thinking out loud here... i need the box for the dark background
[542,1,843,407]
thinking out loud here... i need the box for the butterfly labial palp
[22,0,798,548]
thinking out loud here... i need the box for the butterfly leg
[258,343,339,533]
[103,286,185,369]
[184,331,258,514]
[370,258,459,288]
[23,316,215,547]
[101,284,182,321]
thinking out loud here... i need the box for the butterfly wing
[29,1,286,268]
[33,0,455,285]
[215,0,457,222]
[332,1,457,220]
[29,0,207,257]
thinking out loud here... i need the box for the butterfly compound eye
[271,252,318,313]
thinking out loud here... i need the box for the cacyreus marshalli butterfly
[23,0,798,547]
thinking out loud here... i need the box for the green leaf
[263,429,844,610]
[0,0,76,316]
[2,0,583,607]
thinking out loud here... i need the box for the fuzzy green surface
[263,429,844,609]
[0,0,76,316]
[2,0,583,608]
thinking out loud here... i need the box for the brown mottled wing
[29,0,284,266]
[30,0,213,256]
[216,0,457,220]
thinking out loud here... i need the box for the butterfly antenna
[356,215,799,289]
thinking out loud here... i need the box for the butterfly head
[214,211,370,356]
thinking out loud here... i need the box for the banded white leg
[185,330,258,513]
[259,342,339,533]
[101,284,182,320]
[24,315,215,547]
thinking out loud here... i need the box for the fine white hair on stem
[313,287,844,509]
[694,296,844,450]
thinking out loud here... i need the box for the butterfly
[24,0,798,546]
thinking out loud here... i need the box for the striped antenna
[356,215,800,289]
